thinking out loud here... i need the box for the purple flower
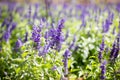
[38,44,50,56]
[48,19,65,51]
[24,32,28,42]
[10,22,17,33]
[28,5,31,19]
[69,36,76,50]
[113,37,119,59]
[1,19,6,27]
[51,66,57,71]
[100,60,107,80]
[116,3,120,12]
[98,38,105,62]
[31,25,41,43]
[63,49,71,76]
[64,30,69,41]
[58,19,65,29]
[15,38,23,49]
[44,31,49,42]
[3,31,11,42]
[103,19,112,33]
[110,35,119,60]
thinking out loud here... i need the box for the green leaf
[22,51,29,58]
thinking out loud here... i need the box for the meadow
[0,2,120,80]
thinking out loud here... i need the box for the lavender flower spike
[63,49,71,76]
[15,38,23,49]
[100,60,107,80]
[3,31,11,42]
[98,38,105,62]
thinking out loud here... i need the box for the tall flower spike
[98,38,105,63]
[48,19,65,51]
[24,32,28,42]
[63,49,71,76]
[113,36,120,60]
[64,29,69,41]
[69,36,76,50]
[110,41,116,60]
[103,19,111,33]
[31,25,41,43]
[100,60,107,80]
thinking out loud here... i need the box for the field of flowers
[0,2,120,80]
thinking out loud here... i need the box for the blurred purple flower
[69,36,76,50]
[24,32,28,42]
[48,19,65,51]
[100,60,107,80]
[10,22,17,33]
[110,34,120,60]
[38,44,50,56]
[3,31,10,42]
[103,19,112,33]
[1,19,6,27]
[15,38,23,49]
[31,25,41,43]
[63,29,69,41]
[51,66,57,71]
[116,3,120,12]
[110,41,116,60]
[63,49,71,76]
[98,38,105,62]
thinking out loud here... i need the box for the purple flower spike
[63,49,71,76]
[110,42,116,59]
[116,3,120,12]
[48,19,65,51]
[51,66,57,71]
[103,19,111,33]
[58,19,65,29]
[10,22,17,33]
[100,60,107,80]
[64,30,69,41]
[110,35,120,61]
[24,32,28,42]
[3,31,11,42]
[98,38,105,62]
[31,25,41,43]
[15,39,23,49]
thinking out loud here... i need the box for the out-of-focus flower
[110,34,120,60]
[64,30,69,41]
[31,25,41,43]
[48,19,65,51]
[69,36,76,50]
[10,22,17,33]
[116,3,120,12]
[3,31,11,42]
[1,19,6,27]
[100,60,107,80]
[15,38,23,49]
[24,32,28,42]
[103,19,112,33]
[51,66,57,71]
[98,38,105,63]
[63,49,71,76]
